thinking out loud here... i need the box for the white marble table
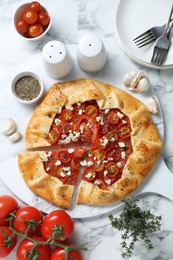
[0,0,173,259]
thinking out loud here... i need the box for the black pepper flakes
[15,76,41,101]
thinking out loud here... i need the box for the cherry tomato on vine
[50,244,83,260]
[38,12,50,27]
[16,236,50,260]
[23,9,38,24]
[16,20,29,34]
[0,226,17,258]
[12,206,43,236]
[29,1,42,13]
[0,195,18,226]
[28,24,43,37]
[41,210,74,243]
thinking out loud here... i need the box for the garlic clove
[135,77,150,93]
[8,131,21,142]
[3,118,16,135]
[147,96,158,114]
[130,70,144,90]
[122,71,137,89]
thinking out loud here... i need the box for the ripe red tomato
[28,24,43,37]
[0,195,18,226]
[50,244,83,260]
[41,210,74,243]
[23,9,38,24]
[59,151,72,166]
[12,205,43,236]
[29,1,42,13]
[73,147,86,159]
[16,236,50,260]
[16,19,29,34]
[0,226,17,257]
[38,12,50,27]
[106,110,120,125]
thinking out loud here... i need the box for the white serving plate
[116,0,173,69]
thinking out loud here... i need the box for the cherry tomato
[94,161,104,172]
[85,105,98,117]
[16,19,29,34]
[12,206,43,236]
[38,12,50,27]
[57,121,70,134]
[0,226,17,258]
[48,128,60,144]
[106,162,119,177]
[28,24,43,37]
[50,244,83,260]
[0,195,18,226]
[70,158,80,171]
[61,109,73,121]
[80,123,93,142]
[29,1,42,13]
[23,9,38,24]
[106,110,120,125]
[16,236,50,260]
[92,149,105,161]
[41,210,74,243]
[83,168,96,182]
[106,130,118,142]
[118,127,131,138]
[59,151,72,166]
[73,147,86,159]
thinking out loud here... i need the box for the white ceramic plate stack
[116,0,173,69]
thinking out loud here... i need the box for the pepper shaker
[42,40,73,79]
[77,34,107,72]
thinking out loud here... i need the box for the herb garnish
[109,196,162,258]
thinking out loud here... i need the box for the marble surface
[0,0,173,259]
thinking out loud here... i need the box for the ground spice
[15,76,41,101]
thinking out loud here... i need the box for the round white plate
[116,0,173,69]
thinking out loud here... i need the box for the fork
[151,6,173,66]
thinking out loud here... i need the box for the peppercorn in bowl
[11,71,44,105]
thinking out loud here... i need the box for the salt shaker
[77,34,107,72]
[42,40,73,79]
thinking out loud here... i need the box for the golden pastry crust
[18,152,74,208]
[20,78,162,207]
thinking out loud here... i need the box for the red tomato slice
[106,110,120,125]
[23,9,38,24]
[82,168,96,182]
[70,158,80,171]
[85,105,98,117]
[57,121,70,134]
[118,127,131,138]
[106,130,118,142]
[38,12,50,27]
[48,128,60,144]
[58,151,72,166]
[60,109,73,121]
[73,147,86,158]
[80,123,93,142]
[106,162,119,177]
[94,161,104,172]
[92,149,105,161]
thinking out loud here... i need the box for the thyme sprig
[109,196,162,258]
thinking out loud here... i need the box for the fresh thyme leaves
[108,196,162,258]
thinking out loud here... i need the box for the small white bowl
[11,71,44,105]
[14,3,52,41]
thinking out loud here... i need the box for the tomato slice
[80,123,93,142]
[105,146,121,162]
[106,130,118,142]
[58,151,71,166]
[106,162,119,177]
[57,121,70,134]
[70,158,80,171]
[118,127,131,138]
[85,105,98,117]
[60,109,73,121]
[73,147,86,158]
[106,110,120,125]
[48,129,60,144]
[92,149,105,161]
[82,168,96,182]
[94,161,104,172]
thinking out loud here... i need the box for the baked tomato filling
[46,100,133,189]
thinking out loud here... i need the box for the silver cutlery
[151,5,173,66]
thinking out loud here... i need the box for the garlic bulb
[8,131,21,142]
[3,118,16,135]
[123,70,150,93]
[147,96,158,114]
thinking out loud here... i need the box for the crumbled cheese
[80,125,84,133]
[117,112,124,119]
[85,172,93,179]
[77,102,81,106]
[46,167,50,172]
[108,157,114,161]
[103,170,108,177]
[105,179,111,185]
[117,162,123,168]
[60,172,66,177]
[118,142,126,148]
[87,161,94,167]
[122,119,127,124]
[104,108,110,114]
[63,167,71,172]
[102,137,109,147]
[96,116,101,122]
[65,104,73,110]
[54,118,61,125]
[121,151,126,159]
[80,160,87,166]
[68,148,74,153]
[94,179,102,185]
[66,171,71,176]
[78,109,83,115]
[86,122,92,128]
[55,160,61,166]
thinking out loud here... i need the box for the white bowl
[14,3,52,41]
[11,71,44,105]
